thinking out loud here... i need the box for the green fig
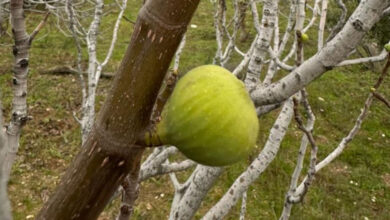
[156,65,259,166]
[301,33,309,42]
[385,43,390,52]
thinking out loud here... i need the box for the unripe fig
[156,65,259,166]
[385,43,390,52]
[301,33,309,42]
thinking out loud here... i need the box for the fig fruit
[385,43,390,52]
[156,65,259,166]
[301,33,309,42]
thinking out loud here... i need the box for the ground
[0,1,389,219]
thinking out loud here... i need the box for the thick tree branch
[37,1,200,219]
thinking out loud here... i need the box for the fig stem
[135,127,163,147]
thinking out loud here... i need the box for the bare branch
[327,0,347,41]
[256,102,283,117]
[292,54,390,202]
[173,34,187,73]
[116,173,140,220]
[318,0,329,49]
[373,92,390,109]
[233,34,258,76]
[244,0,279,89]
[100,0,128,68]
[169,165,223,220]
[280,91,315,220]
[251,0,390,106]
[337,45,389,67]
[140,159,196,182]
[287,96,318,204]
[29,11,50,43]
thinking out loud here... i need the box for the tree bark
[251,0,390,106]
[0,131,11,220]
[0,0,7,36]
[37,0,200,219]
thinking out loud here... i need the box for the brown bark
[37,0,200,219]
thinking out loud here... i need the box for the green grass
[0,1,389,219]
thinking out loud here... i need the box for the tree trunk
[37,0,200,219]
[0,0,7,36]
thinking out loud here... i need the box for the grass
[0,0,389,219]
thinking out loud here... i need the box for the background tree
[0,0,48,218]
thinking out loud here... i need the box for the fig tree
[156,65,259,166]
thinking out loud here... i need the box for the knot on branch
[119,204,132,215]
[352,19,364,32]
[11,111,29,126]
[286,194,302,204]
[263,9,271,16]
[12,78,18,85]
[12,46,18,56]
[18,58,29,68]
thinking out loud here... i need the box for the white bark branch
[280,91,316,220]
[337,46,389,67]
[318,0,329,50]
[327,0,347,41]
[169,165,223,220]
[173,34,186,73]
[251,0,390,106]
[291,55,390,204]
[244,0,279,89]
[140,159,196,182]
[239,191,248,220]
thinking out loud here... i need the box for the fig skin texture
[156,65,259,166]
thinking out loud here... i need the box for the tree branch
[251,0,390,106]
[37,0,201,218]
[373,92,390,109]
[29,11,50,43]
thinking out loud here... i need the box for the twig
[337,42,389,67]
[289,96,318,203]
[373,92,390,109]
[150,35,187,123]
[326,0,347,41]
[279,90,315,220]
[296,31,304,66]
[291,51,390,203]
[317,0,328,50]
[122,15,135,24]
[116,175,140,220]
[29,11,50,43]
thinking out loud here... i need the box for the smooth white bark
[251,0,390,106]
[169,165,223,220]
[245,0,279,89]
